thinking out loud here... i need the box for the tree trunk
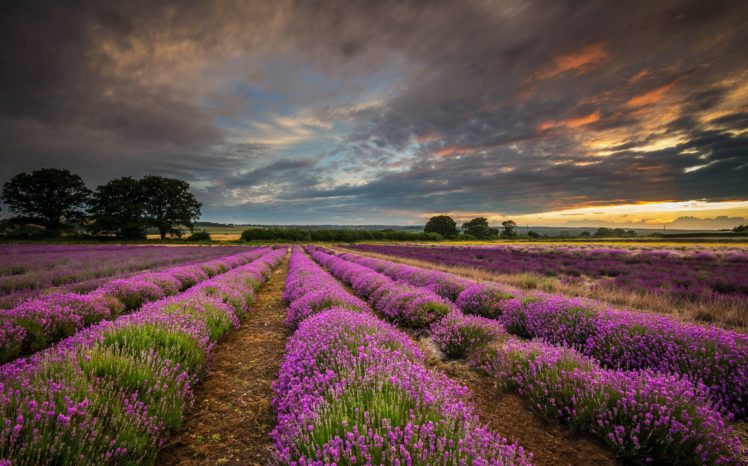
[47,218,62,237]
[159,227,167,240]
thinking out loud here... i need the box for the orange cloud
[626,81,677,107]
[632,164,664,172]
[537,110,601,131]
[627,69,649,84]
[433,145,481,157]
[417,133,444,144]
[530,42,609,81]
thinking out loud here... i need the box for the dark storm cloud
[1,0,747,222]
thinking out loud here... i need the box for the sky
[1,0,747,228]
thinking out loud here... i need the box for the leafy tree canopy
[140,176,202,239]
[424,215,458,238]
[462,217,497,239]
[1,168,90,235]
[88,176,146,239]
[501,220,517,237]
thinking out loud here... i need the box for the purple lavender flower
[0,248,285,464]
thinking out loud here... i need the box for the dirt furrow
[158,256,290,465]
[419,338,618,466]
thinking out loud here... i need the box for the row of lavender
[349,244,748,304]
[330,248,748,421]
[273,247,530,464]
[0,247,268,365]
[307,247,742,464]
[0,247,285,465]
[0,244,250,308]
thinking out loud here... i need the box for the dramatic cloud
[1,0,747,226]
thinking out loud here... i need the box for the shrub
[187,230,211,241]
[430,312,505,358]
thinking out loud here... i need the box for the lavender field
[5,0,748,463]
[1,242,746,465]
[350,244,748,328]
[0,244,250,309]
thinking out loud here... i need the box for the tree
[594,227,611,237]
[1,168,90,235]
[140,176,202,240]
[88,177,147,239]
[462,217,496,239]
[501,220,517,237]
[424,215,458,239]
[580,231,590,237]
[527,230,541,239]
[188,230,212,241]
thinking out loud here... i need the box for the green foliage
[240,227,443,242]
[594,227,637,237]
[140,176,202,240]
[102,324,205,375]
[424,215,458,238]
[462,217,497,239]
[501,220,517,237]
[78,346,187,430]
[88,176,147,239]
[1,168,91,235]
[527,230,541,239]
[187,229,211,241]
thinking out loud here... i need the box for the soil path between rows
[419,338,618,466]
[158,255,290,465]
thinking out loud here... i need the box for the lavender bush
[0,248,268,364]
[430,312,506,358]
[0,244,250,308]
[274,247,530,464]
[283,248,368,328]
[349,244,748,316]
[308,247,454,328]
[293,248,742,465]
[498,294,748,419]
[473,339,741,465]
[324,248,748,420]
[0,248,285,465]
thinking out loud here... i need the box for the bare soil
[417,337,619,466]
[158,256,290,465]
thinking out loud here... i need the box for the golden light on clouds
[423,201,748,228]
[538,110,601,131]
[509,200,748,227]
[433,145,481,157]
[626,81,677,108]
[529,42,609,81]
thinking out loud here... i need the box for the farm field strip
[0,244,251,308]
[0,247,268,365]
[0,247,286,465]
[327,246,748,421]
[274,247,530,464]
[307,247,744,464]
[349,244,748,328]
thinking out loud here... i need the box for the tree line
[240,227,442,242]
[424,215,517,239]
[1,168,201,239]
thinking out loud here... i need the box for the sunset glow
[0,1,746,227]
